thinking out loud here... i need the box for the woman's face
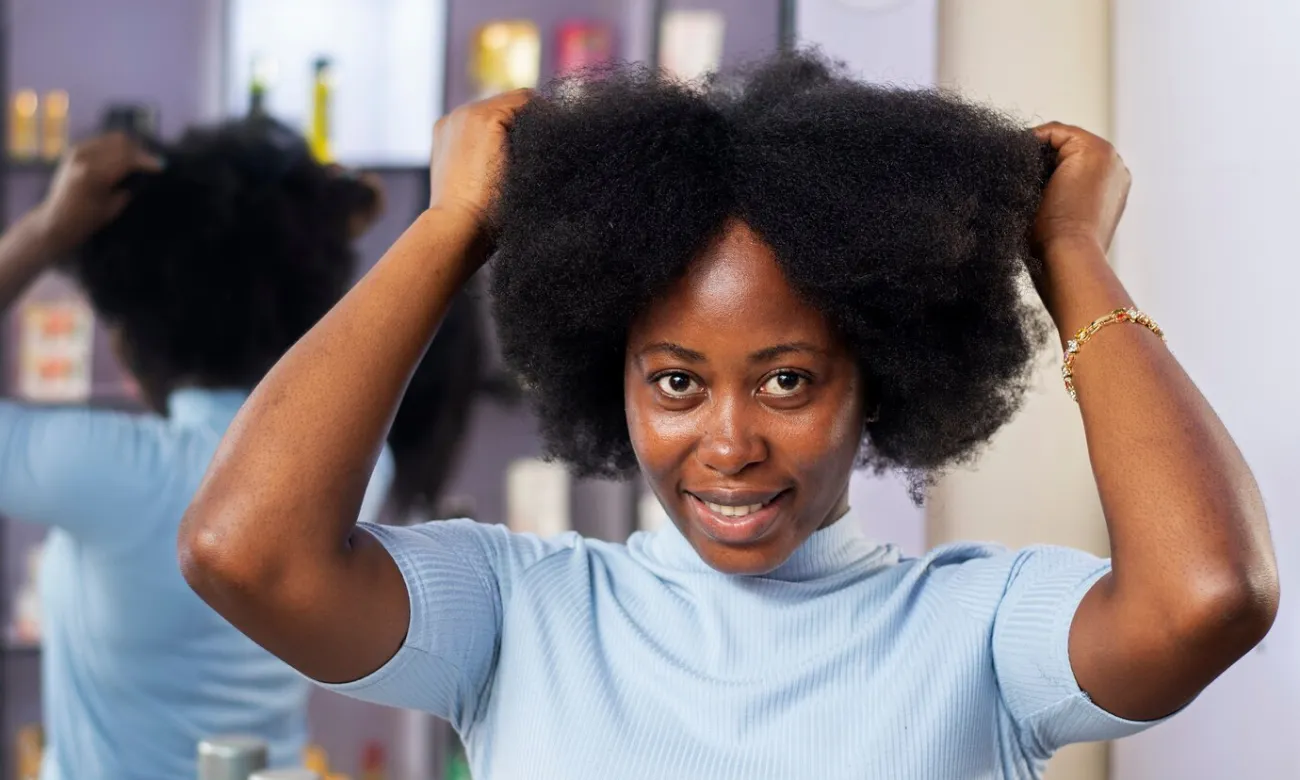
[625,220,866,575]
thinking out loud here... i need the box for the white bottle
[197,735,268,780]
[506,458,571,537]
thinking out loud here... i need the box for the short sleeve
[991,545,1166,757]
[318,519,577,731]
[0,400,168,543]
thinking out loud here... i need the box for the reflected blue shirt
[0,389,394,780]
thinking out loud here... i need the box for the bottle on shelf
[15,724,44,780]
[197,735,269,780]
[307,57,334,164]
[359,741,386,780]
[249,771,320,780]
[555,19,615,76]
[41,90,69,160]
[445,737,471,780]
[9,541,45,646]
[248,55,277,119]
[9,89,39,159]
[469,20,540,100]
[302,744,329,776]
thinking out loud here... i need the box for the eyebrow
[638,341,824,364]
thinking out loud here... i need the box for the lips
[684,488,789,545]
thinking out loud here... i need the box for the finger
[1032,122,1085,150]
[132,149,165,173]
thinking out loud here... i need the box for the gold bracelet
[1062,307,1165,402]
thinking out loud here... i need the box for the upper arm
[989,546,1164,758]
[0,400,164,542]
[315,520,574,729]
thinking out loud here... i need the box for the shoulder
[897,542,1108,625]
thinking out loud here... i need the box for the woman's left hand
[1032,122,1131,257]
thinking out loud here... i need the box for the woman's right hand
[427,89,532,250]
[34,133,163,255]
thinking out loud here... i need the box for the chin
[691,535,792,576]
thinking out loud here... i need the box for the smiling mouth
[684,490,790,545]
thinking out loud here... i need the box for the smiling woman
[179,50,1277,780]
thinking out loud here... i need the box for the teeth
[703,501,766,518]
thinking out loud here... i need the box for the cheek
[780,386,864,483]
[624,381,693,479]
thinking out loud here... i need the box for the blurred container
[100,103,159,139]
[470,20,540,99]
[556,19,615,75]
[197,735,269,780]
[40,90,69,159]
[15,724,43,780]
[308,56,334,163]
[249,771,320,780]
[659,9,726,80]
[10,89,39,158]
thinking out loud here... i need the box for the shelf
[1,643,40,656]
[2,158,57,174]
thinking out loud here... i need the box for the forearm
[1046,239,1277,715]
[182,209,481,575]
[0,211,57,313]
[1043,240,1274,595]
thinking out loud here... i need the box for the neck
[818,486,852,530]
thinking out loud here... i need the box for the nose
[695,396,767,476]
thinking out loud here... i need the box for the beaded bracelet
[1062,307,1165,402]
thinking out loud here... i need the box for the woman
[181,54,1278,778]
[0,120,400,779]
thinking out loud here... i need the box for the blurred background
[0,0,1294,778]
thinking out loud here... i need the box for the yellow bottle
[302,744,329,775]
[41,90,69,160]
[10,89,39,159]
[15,724,44,780]
[308,57,333,163]
[470,21,540,100]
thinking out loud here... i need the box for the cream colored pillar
[933,2,1112,779]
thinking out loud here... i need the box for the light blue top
[327,516,1159,779]
[0,389,394,780]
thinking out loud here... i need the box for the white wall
[1110,2,1300,777]
[933,2,1113,778]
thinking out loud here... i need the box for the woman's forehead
[629,220,838,354]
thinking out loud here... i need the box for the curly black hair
[69,117,370,407]
[490,50,1054,485]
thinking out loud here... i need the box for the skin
[179,93,1277,724]
[625,221,864,575]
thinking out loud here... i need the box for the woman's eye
[761,371,806,397]
[655,373,700,397]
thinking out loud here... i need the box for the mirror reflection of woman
[0,121,394,780]
[182,54,1277,779]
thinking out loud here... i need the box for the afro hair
[490,50,1054,485]
[68,117,371,407]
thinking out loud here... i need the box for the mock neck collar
[648,510,889,582]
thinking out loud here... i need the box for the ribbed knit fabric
[325,518,1159,779]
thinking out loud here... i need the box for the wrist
[1037,237,1134,341]
[415,206,492,280]
[12,208,68,267]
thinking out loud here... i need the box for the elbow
[178,504,280,606]
[1176,562,1280,654]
